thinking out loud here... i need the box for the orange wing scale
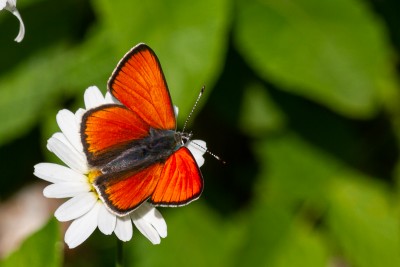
[81,104,149,165]
[94,147,203,216]
[151,147,203,206]
[96,164,163,215]
[109,44,176,130]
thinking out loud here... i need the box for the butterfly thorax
[100,128,182,175]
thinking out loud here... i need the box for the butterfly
[80,43,204,216]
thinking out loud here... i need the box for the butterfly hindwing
[94,163,164,216]
[108,43,176,131]
[95,146,203,215]
[151,147,203,206]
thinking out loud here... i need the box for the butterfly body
[80,43,204,216]
[100,128,181,175]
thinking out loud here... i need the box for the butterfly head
[175,131,193,147]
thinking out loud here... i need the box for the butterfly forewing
[81,104,150,166]
[108,44,176,131]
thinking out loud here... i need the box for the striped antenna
[182,85,205,133]
[190,140,226,164]
[182,85,225,164]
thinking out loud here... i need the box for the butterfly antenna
[191,140,226,164]
[182,85,205,133]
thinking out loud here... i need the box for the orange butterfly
[81,43,203,216]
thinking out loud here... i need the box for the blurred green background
[1,0,400,266]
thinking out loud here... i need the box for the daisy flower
[34,86,207,248]
[0,0,25,42]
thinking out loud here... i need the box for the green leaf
[1,218,62,267]
[239,82,286,136]
[327,176,400,267]
[0,31,120,146]
[61,31,120,94]
[254,134,338,206]
[250,133,400,266]
[240,210,329,267]
[0,44,71,146]
[235,134,333,266]
[126,203,245,267]
[271,219,329,267]
[235,0,399,118]
[94,0,232,121]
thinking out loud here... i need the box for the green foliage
[1,0,400,266]
[235,0,399,118]
[94,0,231,116]
[327,176,400,267]
[126,203,245,267]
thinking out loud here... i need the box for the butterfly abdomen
[100,128,180,174]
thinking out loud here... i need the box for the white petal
[174,105,179,118]
[131,203,167,244]
[4,0,24,42]
[114,216,133,242]
[56,109,83,154]
[105,91,122,105]
[34,163,86,183]
[0,0,6,10]
[43,182,90,198]
[47,133,88,173]
[132,217,160,244]
[84,86,106,109]
[11,9,24,42]
[55,192,97,221]
[98,204,116,235]
[104,92,113,103]
[187,139,207,154]
[186,140,207,167]
[136,203,167,237]
[75,108,85,123]
[6,0,16,6]
[65,203,100,248]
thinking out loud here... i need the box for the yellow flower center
[87,169,102,184]
[87,169,102,197]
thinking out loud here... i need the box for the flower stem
[116,239,124,267]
